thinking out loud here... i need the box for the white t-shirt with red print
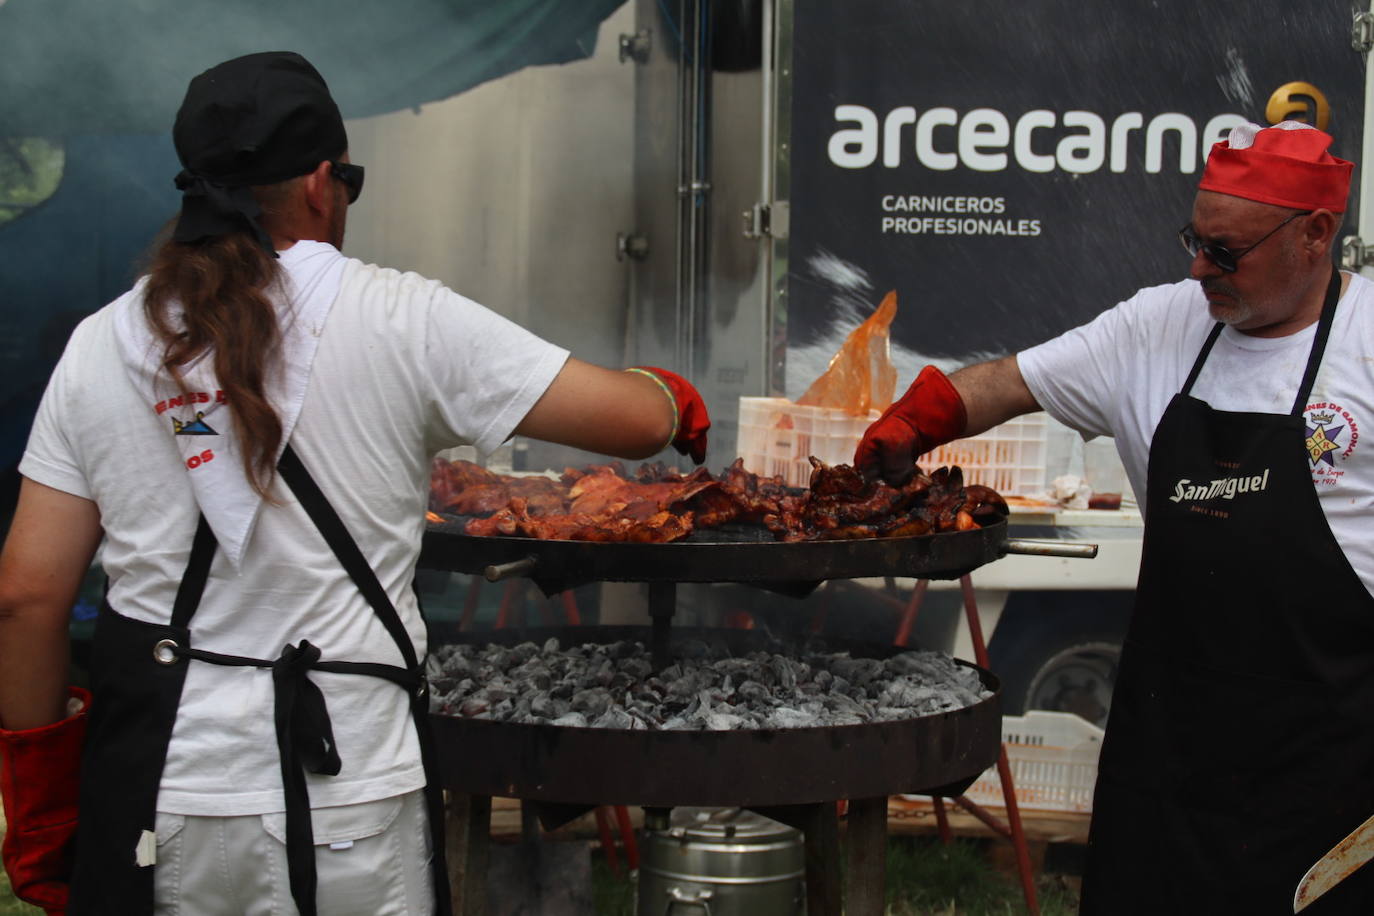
[21,241,569,815]
[1018,270,1374,595]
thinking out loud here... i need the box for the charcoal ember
[705,710,747,730]
[459,697,491,718]
[512,658,553,692]
[529,694,569,720]
[734,681,772,706]
[829,656,884,686]
[591,707,639,729]
[571,687,613,718]
[766,707,821,729]
[617,656,653,681]
[430,636,991,731]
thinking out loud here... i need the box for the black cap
[171,52,347,253]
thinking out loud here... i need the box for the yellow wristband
[626,368,681,447]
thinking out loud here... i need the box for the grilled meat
[433,454,1005,543]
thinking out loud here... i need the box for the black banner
[787,0,1364,368]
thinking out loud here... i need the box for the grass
[0,870,42,916]
[593,835,1080,915]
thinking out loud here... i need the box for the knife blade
[1294,811,1374,912]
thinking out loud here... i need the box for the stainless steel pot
[636,808,805,916]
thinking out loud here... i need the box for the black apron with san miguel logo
[1081,268,1374,913]
[67,445,453,916]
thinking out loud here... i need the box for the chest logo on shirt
[1305,401,1359,488]
[171,412,217,436]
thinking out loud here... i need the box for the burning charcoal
[512,658,553,692]
[433,635,991,731]
[589,659,615,687]
[705,710,747,730]
[617,656,653,681]
[591,707,639,729]
[529,694,569,720]
[571,687,613,718]
[664,671,707,699]
[766,707,822,729]
[459,697,491,718]
[830,656,884,686]
[734,681,772,706]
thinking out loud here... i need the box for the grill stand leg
[846,796,888,916]
[445,792,491,916]
[753,802,842,916]
[648,581,676,671]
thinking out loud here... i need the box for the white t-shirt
[20,243,569,815]
[1018,272,1374,596]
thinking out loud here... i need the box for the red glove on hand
[854,365,967,486]
[629,367,711,464]
[1,686,90,916]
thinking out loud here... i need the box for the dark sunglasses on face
[329,160,364,204]
[1177,210,1310,273]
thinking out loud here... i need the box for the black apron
[68,445,453,916]
[1081,268,1374,914]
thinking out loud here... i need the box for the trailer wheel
[987,592,1130,729]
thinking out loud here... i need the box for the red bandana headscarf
[1199,120,1353,213]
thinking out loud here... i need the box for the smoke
[784,248,1001,401]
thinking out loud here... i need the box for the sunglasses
[1177,210,1310,272]
[329,160,365,204]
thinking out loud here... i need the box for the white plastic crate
[963,711,1105,813]
[923,413,1047,496]
[736,397,879,488]
[736,397,1048,495]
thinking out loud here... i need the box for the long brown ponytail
[143,183,297,499]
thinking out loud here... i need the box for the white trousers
[152,789,434,916]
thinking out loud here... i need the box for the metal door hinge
[742,201,790,239]
[619,28,651,64]
[1341,235,1371,270]
[1353,10,1374,52]
[616,231,649,261]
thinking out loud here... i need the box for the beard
[1202,280,1254,327]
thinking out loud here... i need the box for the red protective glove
[854,365,967,486]
[1,686,89,916]
[629,367,711,464]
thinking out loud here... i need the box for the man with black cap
[0,51,710,916]
[855,121,1374,913]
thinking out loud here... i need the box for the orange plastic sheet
[796,290,898,416]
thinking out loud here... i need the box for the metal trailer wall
[629,0,774,464]
[343,0,780,471]
[343,5,641,473]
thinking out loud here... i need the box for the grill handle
[485,555,539,582]
[1003,539,1099,559]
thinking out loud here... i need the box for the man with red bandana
[857,122,1374,913]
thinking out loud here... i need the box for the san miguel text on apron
[67,445,453,916]
[1081,268,1374,914]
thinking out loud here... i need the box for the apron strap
[169,515,217,628]
[1181,323,1225,397]
[276,445,420,671]
[1291,265,1343,416]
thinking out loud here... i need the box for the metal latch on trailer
[619,28,651,64]
[1353,10,1374,52]
[742,201,790,239]
[1341,236,1374,271]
